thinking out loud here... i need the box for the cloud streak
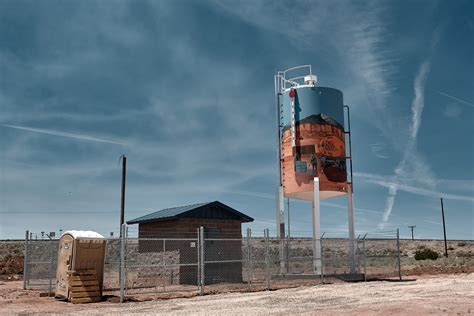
[370,143,390,159]
[2,124,125,145]
[380,60,432,228]
[410,61,431,139]
[438,91,474,107]
[354,172,474,203]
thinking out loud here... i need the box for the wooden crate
[67,270,102,304]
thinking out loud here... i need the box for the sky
[0,0,473,240]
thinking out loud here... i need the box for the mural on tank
[281,110,348,201]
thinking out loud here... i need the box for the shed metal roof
[127,201,253,224]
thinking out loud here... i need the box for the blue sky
[0,0,473,239]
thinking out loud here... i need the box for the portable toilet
[55,231,106,301]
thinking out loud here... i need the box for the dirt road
[2,274,473,315]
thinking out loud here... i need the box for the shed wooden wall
[135,218,243,285]
[138,218,242,238]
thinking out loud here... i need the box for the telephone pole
[440,198,448,258]
[120,155,127,237]
[408,225,416,240]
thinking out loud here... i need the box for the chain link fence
[23,236,58,292]
[123,237,200,295]
[23,226,402,301]
[103,238,121,293]
[358,230,402,280]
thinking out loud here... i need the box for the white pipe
[278,186,286,273]
[347,183,356,273]
[312,177,321,274]
[276,186,285,239]
[290,96,296,148]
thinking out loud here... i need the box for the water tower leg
[312,177,321,274]
[276,185,286,273]
[347,183,356,274]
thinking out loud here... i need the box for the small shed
[55,231,106,300]
[127,201,254,285]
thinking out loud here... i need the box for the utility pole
[120,155,127,237]
[408,225,416,240]
[440,198,448,258]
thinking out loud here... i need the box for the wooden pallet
[67,270,101,304]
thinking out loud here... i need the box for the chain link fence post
[320,236,324,283]
[246,227,252,291]
[197,228,201,294]
[356,236,361,274]
[286,234,290,274]
[199,226,205,295]
[48,237,54,295]
[363,237,367,282]
[120,224,126,303]
[264,229,270,290]
[397,228,402,281]
[163,239,169,289]
[23,230,29,290]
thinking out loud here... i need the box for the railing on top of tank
[275,65,314,92]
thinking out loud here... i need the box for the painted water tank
[280,86,347,200]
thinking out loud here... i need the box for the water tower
[274,65,356,274]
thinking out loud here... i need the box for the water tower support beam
[276,186,286,273]
[312,177,322,274]
[347,182,356,273]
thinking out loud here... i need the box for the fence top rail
[204,259,243,264]
[28,239,60,242]
[125,237,198,241]
[268,238,325,242]
[204,238,243,241]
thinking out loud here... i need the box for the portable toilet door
[55,231,106,300]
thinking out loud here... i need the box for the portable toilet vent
[55,231,106,302]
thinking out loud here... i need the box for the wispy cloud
[370,143,390,159]
[443,103,463,118]
[220,187,386,216]
[379,60,432,228]
[322,201,386,216]
[213,1,398,117]
[410,61,431,140]
[438,91,474,107]
[354,172,474,203]
[2,124,125,145]
[221,190,275,200]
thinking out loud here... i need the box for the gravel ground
[1,273,473,315]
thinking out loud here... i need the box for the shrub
[457,242,466,247]
[414,248,439,260]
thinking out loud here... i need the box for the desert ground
[0,274,473,315]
